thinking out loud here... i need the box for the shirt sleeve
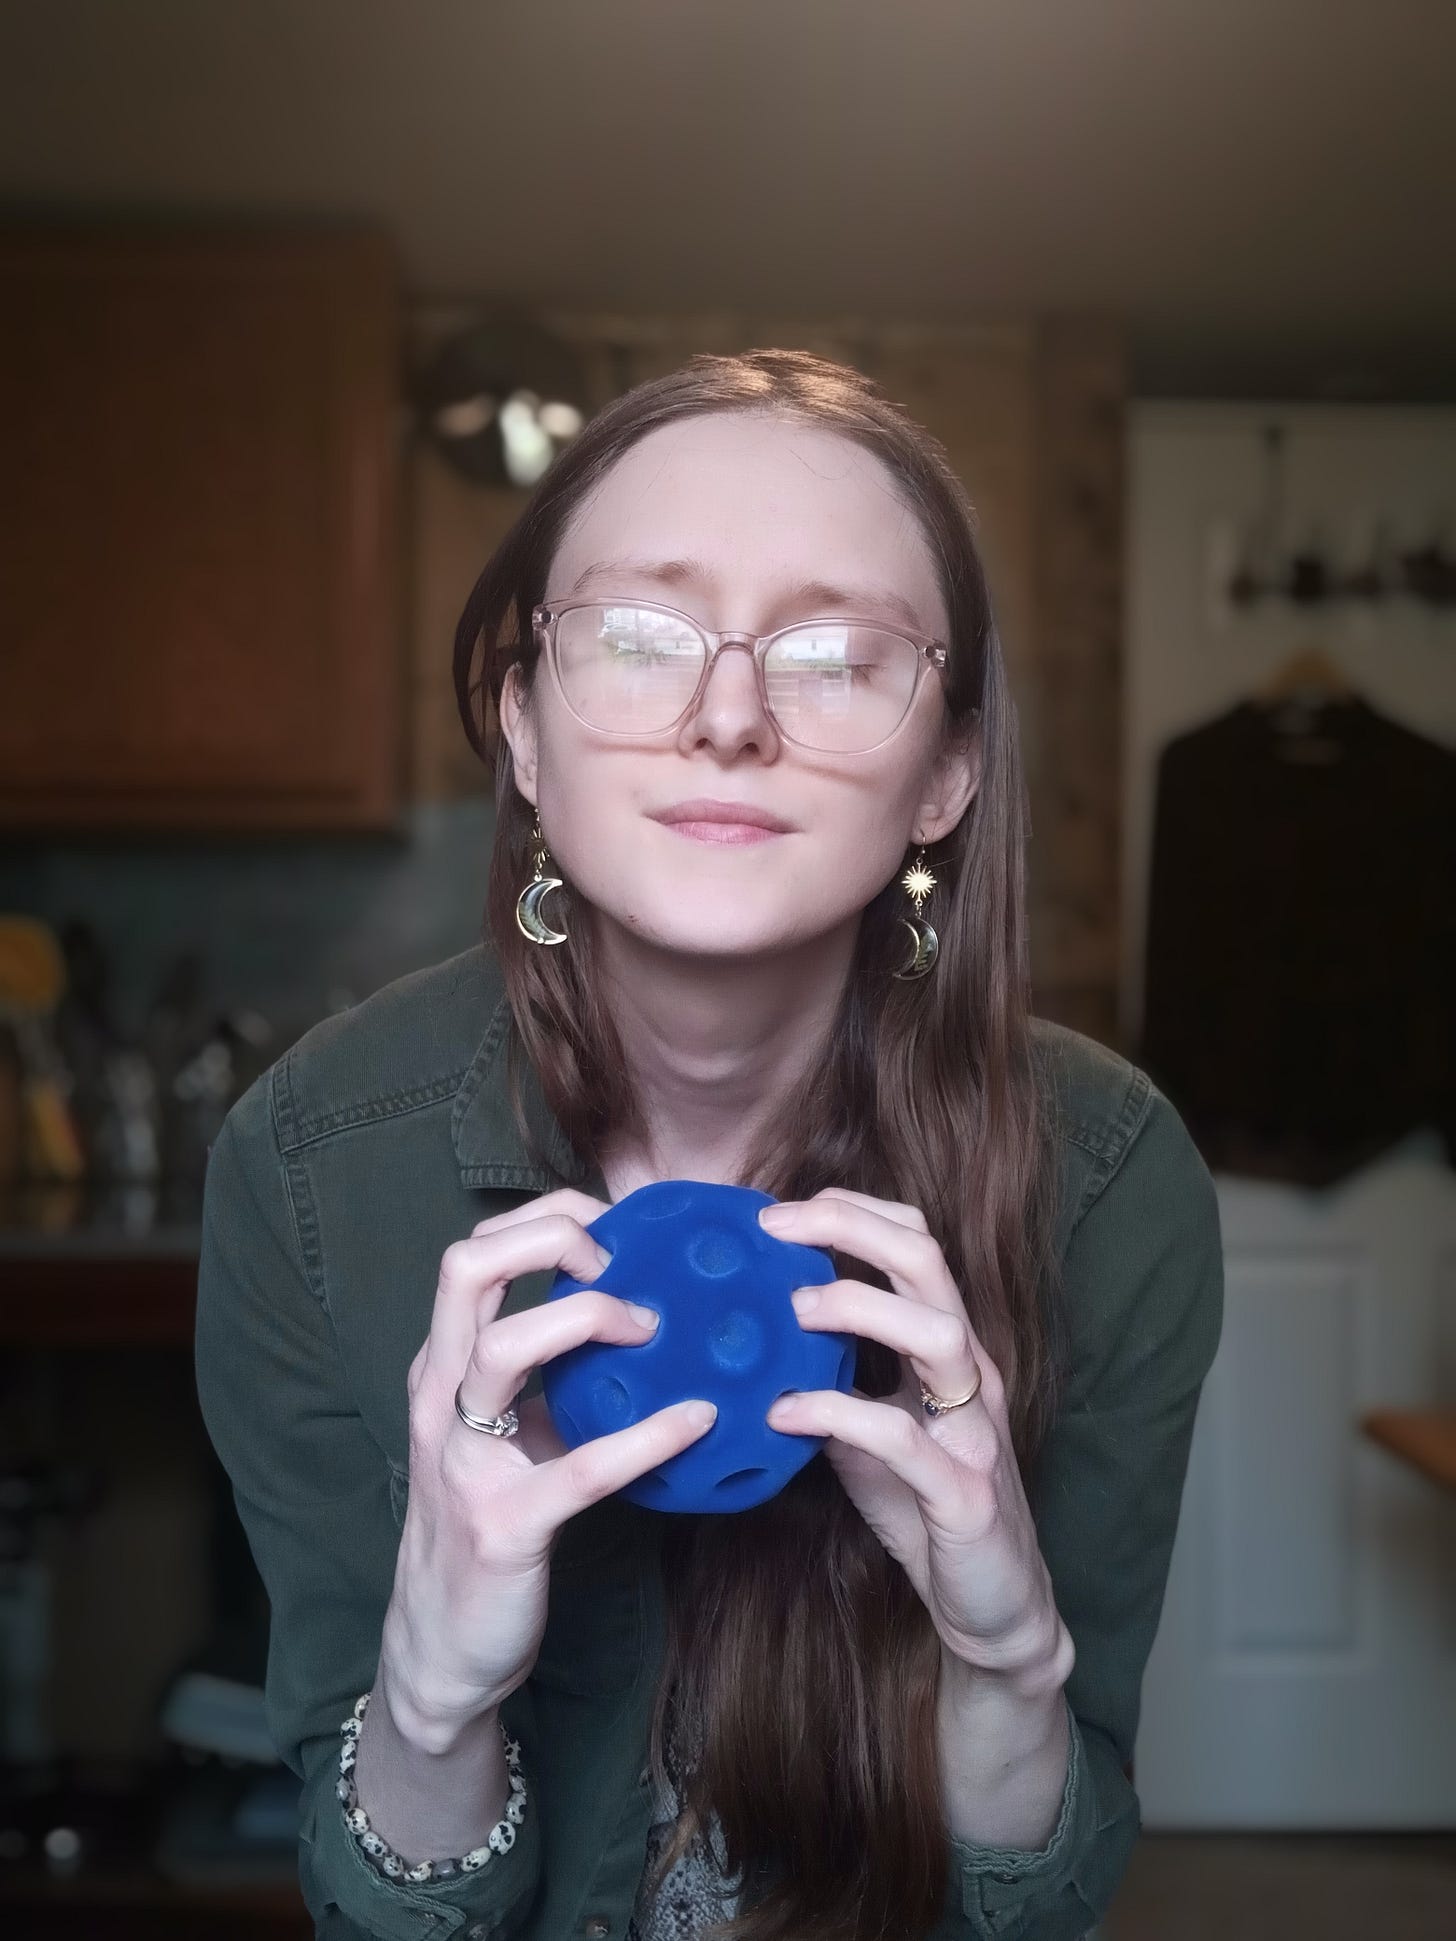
[943,1083,1225,1939]
[193,1068,545,1941]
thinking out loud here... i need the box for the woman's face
[499,411,980,963]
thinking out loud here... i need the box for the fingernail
[759,1205,791,1229]
[627,1302,659,1330]
[683,1400,717,1429]
[790,1288,820,1314]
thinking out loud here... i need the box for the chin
[610,897,788,958]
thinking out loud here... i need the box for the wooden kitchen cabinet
[0,229,404,831]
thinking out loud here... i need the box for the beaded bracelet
[336,1690,529,1884]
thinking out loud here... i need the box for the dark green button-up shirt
[194,942,1223,1941]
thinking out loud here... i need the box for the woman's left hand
[758,1188,1071,1687]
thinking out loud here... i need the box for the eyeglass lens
[554,603,921,751]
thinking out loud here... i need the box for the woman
[195,349,1223,1941]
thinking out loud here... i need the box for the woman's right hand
[377,1189,715,1750]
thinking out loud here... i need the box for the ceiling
[2,0,1453,396]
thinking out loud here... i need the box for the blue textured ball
[541,1179,854,1513]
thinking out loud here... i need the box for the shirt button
[465,1927,489,1940]
[583,1920,611,1937]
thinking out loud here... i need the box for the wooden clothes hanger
[1250,641,1362,763]
[1252,642,1358,708]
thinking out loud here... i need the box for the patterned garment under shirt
[626,1709,744,1941]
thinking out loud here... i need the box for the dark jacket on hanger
[1137,693,1456,1188]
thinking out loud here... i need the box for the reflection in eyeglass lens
[555,604,920,750]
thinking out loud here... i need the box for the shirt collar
[451,987,599,1194]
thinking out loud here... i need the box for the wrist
[344,1691,526,1883]
[376,1654,500,1757]
[941,1619,1075,1707]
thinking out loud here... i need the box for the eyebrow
[566,554,931,635]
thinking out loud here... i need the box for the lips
[651,798,794,833]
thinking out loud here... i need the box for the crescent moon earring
[515,810,569,946]
[892,841,940,980]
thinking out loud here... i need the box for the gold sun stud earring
[892,840,939,980]
[515,810,569,946]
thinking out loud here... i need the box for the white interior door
[1135,1153,1456,1828]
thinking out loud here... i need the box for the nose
[677,637,780,757]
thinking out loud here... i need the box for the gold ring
[920,1359,982,1416]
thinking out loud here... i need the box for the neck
[593,913,858,1193]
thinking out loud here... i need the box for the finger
[453,1285,658,1432]
[420,1213,615,1396]
[511,1392,569,1468]
[519,1397,718,1541]
[791,1276,984,1408]
[469,1187,613,1240]
[803,1186,929,1233]
[762,1196,966,1327]
[766,1389,967,1519]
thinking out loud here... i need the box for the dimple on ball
[541,1180,855,1513]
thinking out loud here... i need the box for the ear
[912,717,982,847]
[497,663,540,809]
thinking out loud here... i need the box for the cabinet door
[0,231,402,830]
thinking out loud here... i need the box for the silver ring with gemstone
[454,1382,520,1437]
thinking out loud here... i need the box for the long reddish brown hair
[453,349,1068,1940]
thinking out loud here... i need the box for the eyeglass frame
[529,596,960,754]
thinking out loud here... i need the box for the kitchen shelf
[1361,1408,1456,1496]
[1,1183,202,1344]
[0,1255,200,1347]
